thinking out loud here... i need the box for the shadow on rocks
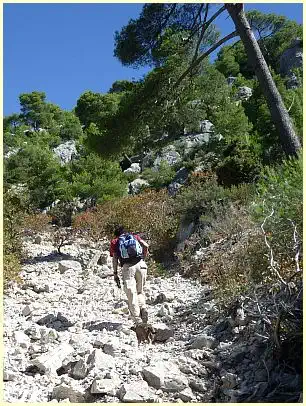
[22,252,75,265]
[36,313,74,331]
[83,321,123,332]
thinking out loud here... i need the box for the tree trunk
[226,4,301,157]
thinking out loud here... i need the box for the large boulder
[30,343,74,375]
[118,380,156,402]
[176,132,210,156]
[53,140,78,165]
[153,145,181,169]
[52,378,87,402]
[128,178,149,195]
[235,86,253,101]
[280,38,303,77]
[91,375,122,395]
[124,163,141,174]
[142,361,189,393]
[87,349,116,371]
[173,167,189,184]
[151,322,174,342]
[199,120,215,133]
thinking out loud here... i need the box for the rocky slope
[4,232,302,403]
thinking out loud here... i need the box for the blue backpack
[118,233,143,259]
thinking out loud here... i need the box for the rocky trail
[4,233,301,403]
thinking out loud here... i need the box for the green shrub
[178,155,302,304]
[252,154,303,280]
[3,254,22,288]
[216,143,262,186]
[3,190,25,287]
[173,174,227,223]
[73,189,178,261]
[141,161,176,189]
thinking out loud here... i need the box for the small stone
[22,305,32,317]
[25,325,41,340]
[157,303,173,317]
[58,260,82,274]
[221,372,238,389]
[143,361,188,393]
[71,358,88,380]
[3,370,17,381]
[91,376,121,395]
[118,380,156,402]
[52,381,87,402]
[13,330,31,348]
[178,387,195,402]
[164,374,189,393]
[189,379,207,393]
[151,322,174,342]
[34,235,42,244]
[189,334,218,350]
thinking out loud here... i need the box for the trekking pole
[114,273,123,300]
[114,274,121,289]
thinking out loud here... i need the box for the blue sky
[4,3,303,116]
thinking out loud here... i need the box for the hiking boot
[140,307,148,323]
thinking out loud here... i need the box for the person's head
[114,225,126,237]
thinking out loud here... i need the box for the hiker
[110,225,149,324]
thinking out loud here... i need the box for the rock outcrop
[53,140,78,165]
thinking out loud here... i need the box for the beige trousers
[121,259,147,323]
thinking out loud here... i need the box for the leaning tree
[114,3,301,157]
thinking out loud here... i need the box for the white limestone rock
[87,349,116,371]
[124,163,141,174]
[235,86,253,101]
[153,148,181,169]
[128,178,149,195]
[118,380,156,402]
[30,343,74,375]
[178,387,195,402]
[53,140,78,166]
[13,331,31,349]
[91,375,122,395]
[58,260,82,274]
[142,361,188,393]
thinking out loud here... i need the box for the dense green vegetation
[4,7,302,301]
